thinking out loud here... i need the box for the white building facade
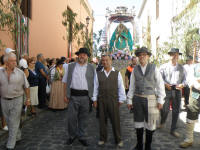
[137,0,200,61]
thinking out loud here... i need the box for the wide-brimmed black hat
[135,47,152,57]
[75,48,91,57]
[168,48,182,55]
[56,59,64,66]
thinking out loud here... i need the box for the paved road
[0,105,200,150]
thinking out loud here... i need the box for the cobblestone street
[0,105,200,150]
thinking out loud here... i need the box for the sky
[88,0,142,33]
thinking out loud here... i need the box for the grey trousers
[1,96,23,149]
[161,89,181,132]
[67,96,89,140]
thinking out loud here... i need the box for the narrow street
[0,105,199,150]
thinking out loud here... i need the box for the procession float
[102,6,136,70]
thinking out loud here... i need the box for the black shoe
[79,139,90,146]
[16,138,23,145]
[66,137,76,145]
[6,148,14,150]
[133,145,143,150]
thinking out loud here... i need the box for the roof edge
[138,0,147,18]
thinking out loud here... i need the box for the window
[20,0,32,19]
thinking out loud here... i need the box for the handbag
[46,83,51,94]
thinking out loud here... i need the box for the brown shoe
[180,141,193,148]
[170,131,180,138]
[157,124,164,129]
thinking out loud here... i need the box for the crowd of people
[0,46,199,150]
[0,48,77,150]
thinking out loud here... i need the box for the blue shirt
[35,61,47,78]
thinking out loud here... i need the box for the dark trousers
[67,96,89,140]
[184,86,190,105]
[161,89,181,132]
[99,98,121,143]
[38,77,47,108]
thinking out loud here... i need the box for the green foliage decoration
[93,29,103,56]
[152,0,200,65]
[0,0,27,51]
[62,8,93,57]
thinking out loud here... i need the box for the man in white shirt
[93,55,126,148]
[127,47,165,150]
[183,56,194,106]
[159,48,186,138]
[180,62,200,148]
[62,48,96,147]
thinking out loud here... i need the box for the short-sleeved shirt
[35,61,47,78]
[0,67,29,98]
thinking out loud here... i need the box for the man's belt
[134,94,155,98]
[165,85,179,91]
[2,96,20,100]
[71,89,88,96]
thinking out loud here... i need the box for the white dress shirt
[188,63,200,89]
[92,67,126,103]
[62,63,88,90]
[63,63,68,72]
[127,63,166,105]
[184,64,194,86]
[160,62,186,85]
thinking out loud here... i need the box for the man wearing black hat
[127,47,165,150]
[62,47,96,146]
[159,48,186,138]
[183,56,194,106]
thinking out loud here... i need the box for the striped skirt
[49,80,67,109]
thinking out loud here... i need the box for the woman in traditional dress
[49,59,67,109]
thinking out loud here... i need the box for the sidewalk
[0,107,45,140]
